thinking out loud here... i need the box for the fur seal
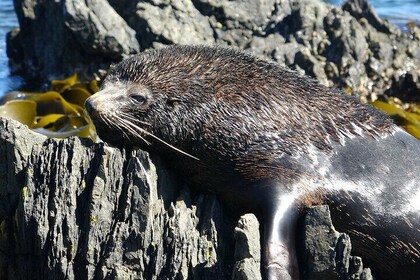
[85,45,420,279]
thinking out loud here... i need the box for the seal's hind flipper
[260,192,301,280]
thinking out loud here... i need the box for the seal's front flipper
[261,194,300,280]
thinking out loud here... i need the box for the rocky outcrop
[6,0,420,101]
[302,206,373,280]
[0,117,373,279]
[7,0,139,81]
[0,117,235,279]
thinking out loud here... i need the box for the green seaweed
[0,74,98,140]
[371,100,420,139]
[0,100,37,128]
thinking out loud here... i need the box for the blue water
[0,0,22,97]
[0,0,419,97]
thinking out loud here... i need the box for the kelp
[371,99,420,139]
[0,74,98,140]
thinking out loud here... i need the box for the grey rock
[0,117,46,195]
[275,41,303,67]
[0,117,235,279]
[286,0,330,51]
[0,118,379,280]
[294,0,330,33]
[247,33,286,62]
[232,214,261,280]
[231,259,262,280]
[367,41,394,76]
[5,27,24,74]
[301,205,373,280]
[322,7,374,95]
[324,61,340,82]
[63,0,139,57]
[343,0,399,35]
[303,205,340,279]
[345,61,370,95]
[194,0,276,32]
[386,69,420,102]
[295,48,328,85]
[134,0,215,49]
[194,0,279,47]
[9,0,139,81]
[360,268,373,280]
[335,233,352,275]
[108,0,139,23]
[348,256,363,276]
[233,214,260,261]
[215,28,254,49]
[324,8,369,64]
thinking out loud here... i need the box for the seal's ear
[166,97,182,106]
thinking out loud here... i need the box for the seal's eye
[130,94,147,104]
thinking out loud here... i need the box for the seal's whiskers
[105,114,131,141]
[112,114,150,145]
[141,129,200,161]
[116,113,200,161]
[120,112,151,126]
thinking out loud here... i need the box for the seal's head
[85,46,237,160]
[85,80,153,146]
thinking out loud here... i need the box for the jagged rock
[0,118,236,279]
[63,0,139,57]
[301,205,373,280]
[194,0,276,32]
[247,33,287,62]
[8,0,139,81]
[134,0,215,49]
[386,69,420,102]
[0,118,377,279]
[342,0,399,35]
[294,48,328,86]
[5,27,23,75]
[231,214,261,280]
[367,41,394,77]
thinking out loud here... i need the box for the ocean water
[0,0,22,96]
[0,0,419,96]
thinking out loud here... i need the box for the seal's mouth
[84,98,121,145]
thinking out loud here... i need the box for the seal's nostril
[84,98,95,114]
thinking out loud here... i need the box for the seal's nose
[84,97,96,115]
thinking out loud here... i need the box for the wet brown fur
[102,45,393,184]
